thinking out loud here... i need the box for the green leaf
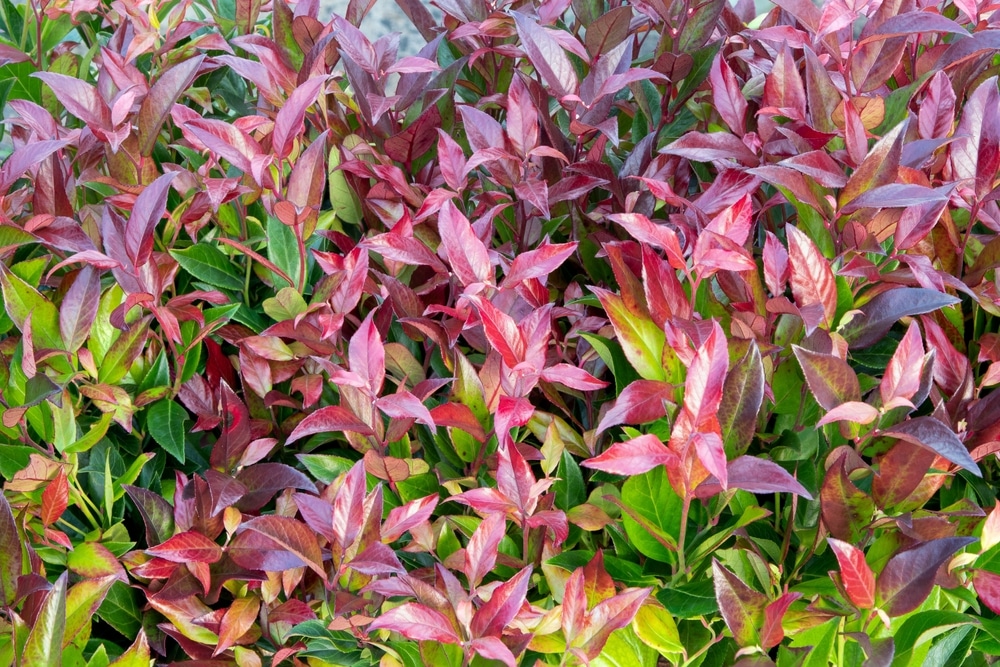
[267,216,302,291]
[632,604,683,658]
[789,617,838,667]
[0,493,21,606]
[23,572,67,665]
[620,466,682,563]
[590,625,658,667]
[0,264,63,349]
[146,400,189,464]
[98,316,150,385]
[579,333,638,394]
[296,454,354,484]
[892,610,976,667]
[553,450,585,511]
[170,243,244,291]
[65,577,116,648]
[97,581,143,639]
[657,578,718,618]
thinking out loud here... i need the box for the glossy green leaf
[170,243,244,291]
[146,399,189,464]
[620,467,681,563]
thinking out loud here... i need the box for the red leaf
[0,139,69,194]
[583,434,679,476]
[286,130,328,213]
[57,266,103,354]
[662,131,758,166]
[381,494,439,543]
[147,530,223,564]
[642,244,690,322]
[792,345,861,411]
[786,225,837,330]
[974,570,1000,615]
[471,566,532,638]
[880,321,925,407]
[762,42,806,120]
[272,75,327,159]
[704,194,754,246]
[607,214,685,267]
[827,537,875,609]
[582,586,651,656]
[676,320,729,437]
[439,200,492,287]
[882,417,981,477]
[229,515,326,579]
[368,602,461,643]
[511,12,578,99]
[710,51,747,134]
[214,595,260,656]
[596,380,674,433]
[466,513,505,590]
[40,469,68,528]
[429,403,486,442]
[876,537,975,616]
[761,592,801,650]
[727,456,813,499]
[503,241,577,287]
[286,405,375,443]
[469,296,525,368]
[712,559,767,648]
[349,311,385,395]
[917,71,956,141]
[235,463,317,512]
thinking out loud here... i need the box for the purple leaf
[511,12,578,99]
[272,76,328,159]
[137,55,205,155]
[0,139,69,194]
[235,463,318,511]
[126,172,178,269]
[876,537,976,616]
[840,288,959,349]
[229,515,326,579]
[882,417,981,477]
[661,131,758,166]
[727,456,813,499]
[286,405,375,443]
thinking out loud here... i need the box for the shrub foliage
[0,0,999,664]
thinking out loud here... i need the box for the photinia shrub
[0,0,999,664]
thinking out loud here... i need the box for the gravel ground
[319,0,431,57]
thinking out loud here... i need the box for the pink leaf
[786,225,837,330]
[596,381,674,433]
[471,566,532,638]
[33,72,109,130]
[450,487,518,516]
[436,130,468,191]
[468,637,517,667]
[332,462,367,552]
[376,390,436,427]
[880,320,926,407]
[466,512,505,589]
[381,494,439,543]
[368,603,461,643]
[511,11,578,99]
[816,401,880,427]
[228,515,326,579]
[273,76,327,159]
[439,200,492,286]
[540,364,608,391]
[583,434,679,476]
[506,74,539,157]
[662,131,758,166]
[503,241,577,287]
[126,172,178,269]
[727,456,813,499]
[350,312,385,395]
[469,296,525,368]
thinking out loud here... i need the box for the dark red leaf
[137,55,205,155]
[229,515,326,579]
[286,405,375,443]
[235,463,317,512]
[719,342,764,457]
